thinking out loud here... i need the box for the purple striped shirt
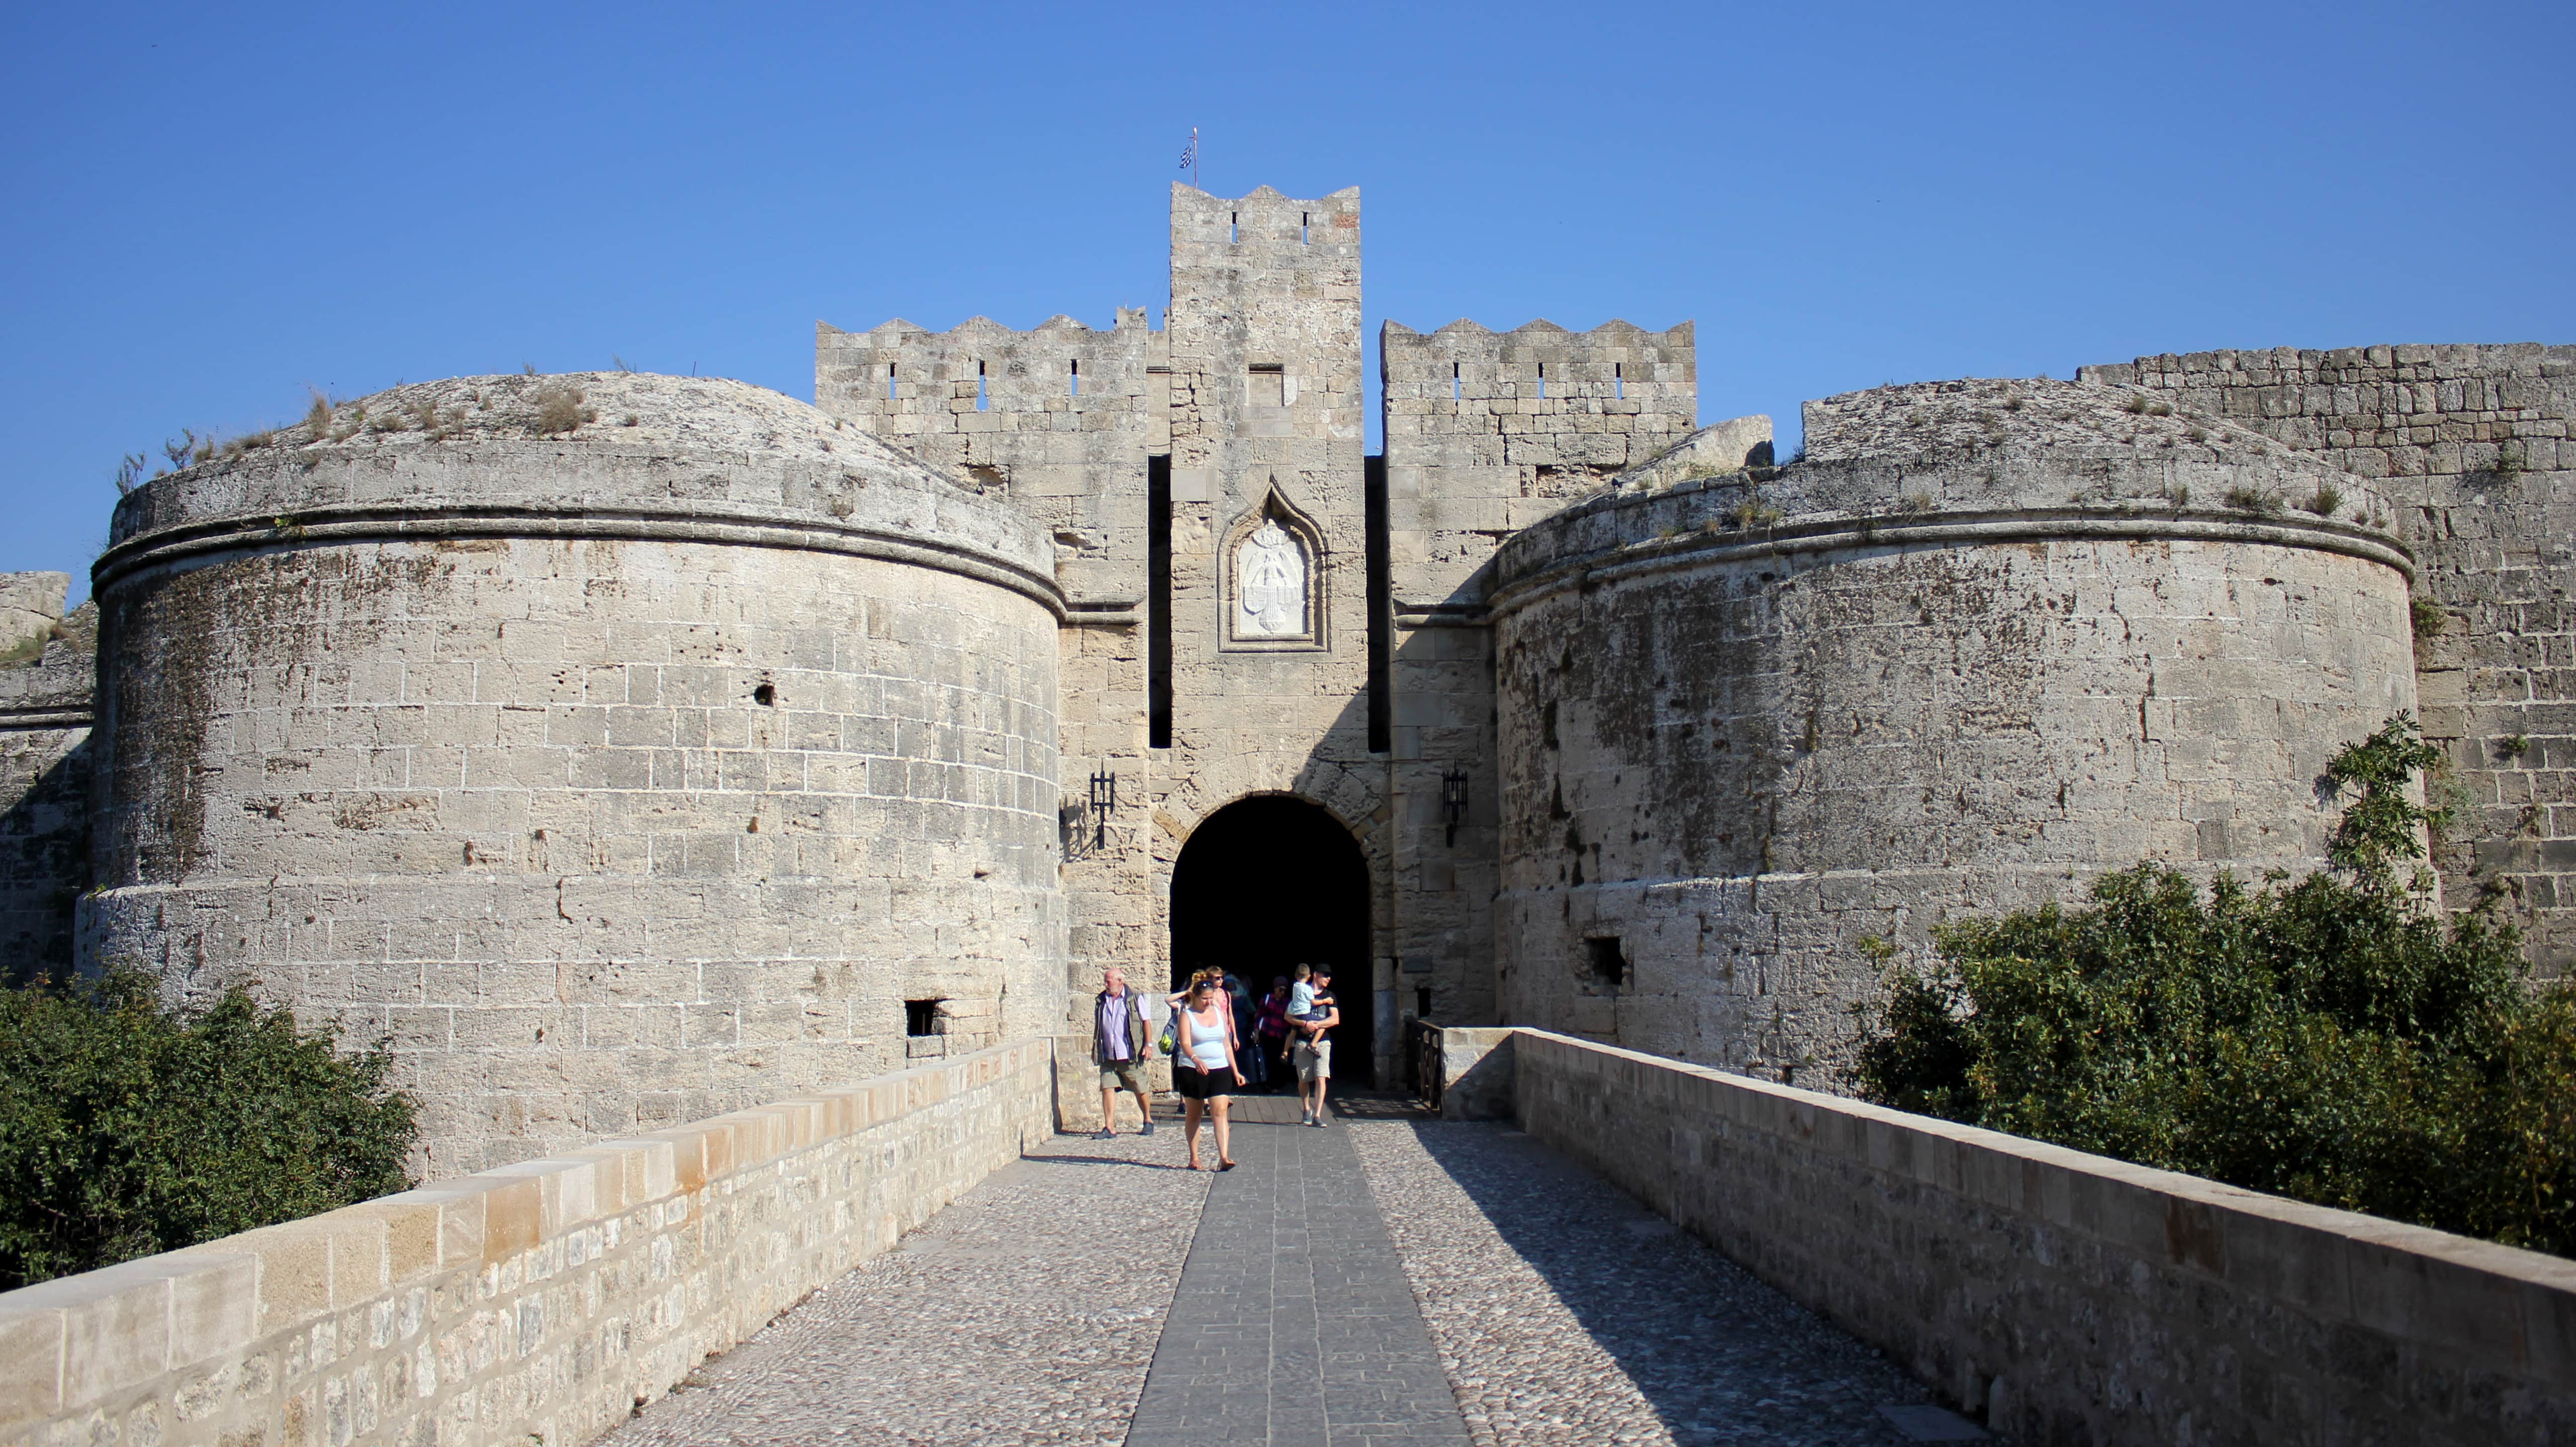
[1099,990,1135,1060]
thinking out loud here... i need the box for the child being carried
[1289,964,1328,1036]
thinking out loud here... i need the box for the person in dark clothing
[1221,969,1264,1088]
[1254,977,1294,1092]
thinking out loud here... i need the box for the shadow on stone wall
[0,737,91,985]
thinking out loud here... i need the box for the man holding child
[1291,964,1339,1126]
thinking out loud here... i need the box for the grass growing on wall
[0,972,417,1289]
[1851,715,2576,1258]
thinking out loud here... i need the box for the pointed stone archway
[1169,794,1374,1087]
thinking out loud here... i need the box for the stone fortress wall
[817,185,1398,1105]
[815,309,1167,1045]
[2082,345,2576,973]
[1486,378,2419,1074]
[1376,320,1714,1027]
[0,574,94,980]
[0,179,2566,1155]
[813,309,1165,606]
[73,373,1066,1173]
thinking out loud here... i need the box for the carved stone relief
[1236,520,1308,638]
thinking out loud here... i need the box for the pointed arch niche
[1220,481,1329,651]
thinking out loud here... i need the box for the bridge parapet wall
[1498,1028,2576,1445]
[0,1036,1054,1447]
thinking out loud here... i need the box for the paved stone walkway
[607,1097,1956,1447]
[1126,1105,1470,1447]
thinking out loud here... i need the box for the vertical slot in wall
[1148,454,1173,749]
[1365,454,1391,753]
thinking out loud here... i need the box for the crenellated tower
[821,184,1396,1101]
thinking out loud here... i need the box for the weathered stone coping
[1443,1027,2575,1445]
[0,703,91,731]
[1485,446,2413,621]
[91,497,1068,620]
[1484,505,2416,623]
[0,665,93,732]
[98,434,1061,618]
[0,1035,1055,1447]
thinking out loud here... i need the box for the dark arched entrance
[1170,795,1374,1087]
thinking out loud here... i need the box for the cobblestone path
[609,1100,1955,1447]
[601,1129,1207,1447]
[1348,1120,1937,1446]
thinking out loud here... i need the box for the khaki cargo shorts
[1292,1039,1332,1082]
[1098,1059,1147,1092]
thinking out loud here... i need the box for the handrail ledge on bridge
[0,1036,1058,1447]
[1419,1025,2576,1444]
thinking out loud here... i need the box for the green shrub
[0,972,416,1289]
[1850,715,2576,1257]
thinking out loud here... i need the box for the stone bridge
[3,1032,2570,1447]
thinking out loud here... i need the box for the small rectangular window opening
[1069,358,1079,397]
[1230,210,1238,244]
[904,998,945,1036]
[1249,363,1284,409]
[1615,362,1624,400]
[887,361,897,402]
[976,359,987,412]
[1537,362,1546,400]
[1301,211,1310,244]
[1584,937,1626,989]
[1452,360,1460,402]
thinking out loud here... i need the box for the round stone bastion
[1486,376,2418,1082]
[83,373,1066,1173]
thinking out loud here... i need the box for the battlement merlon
[815,311,1172,452]
[1169,183,1360,262]
[817,310,1162,408]
[1166,184,1364,476]
[815,312,1173,532]
[1380,319,1703,606]
[1381,318,1700,473]
[1382,318,1695,400]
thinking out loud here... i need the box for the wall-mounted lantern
[1442,765,1470,846]
[1089,768,1118,850]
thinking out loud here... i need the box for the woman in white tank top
[1166,972,1243,1171]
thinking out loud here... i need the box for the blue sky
[6,2,2569,598]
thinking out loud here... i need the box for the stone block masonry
[0,573,93,980]
[81,374,1068,1173]
[1499,1027,2576,1446]
[817,307,1169,1124]
[825,185,1404,1107]
[1376,321,1714,1033]
[1489,378,2417,1078]
[2084,345,2576,973]
[0,1035,1055,1447]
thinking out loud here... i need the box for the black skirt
[1172,1057,1235,1099]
